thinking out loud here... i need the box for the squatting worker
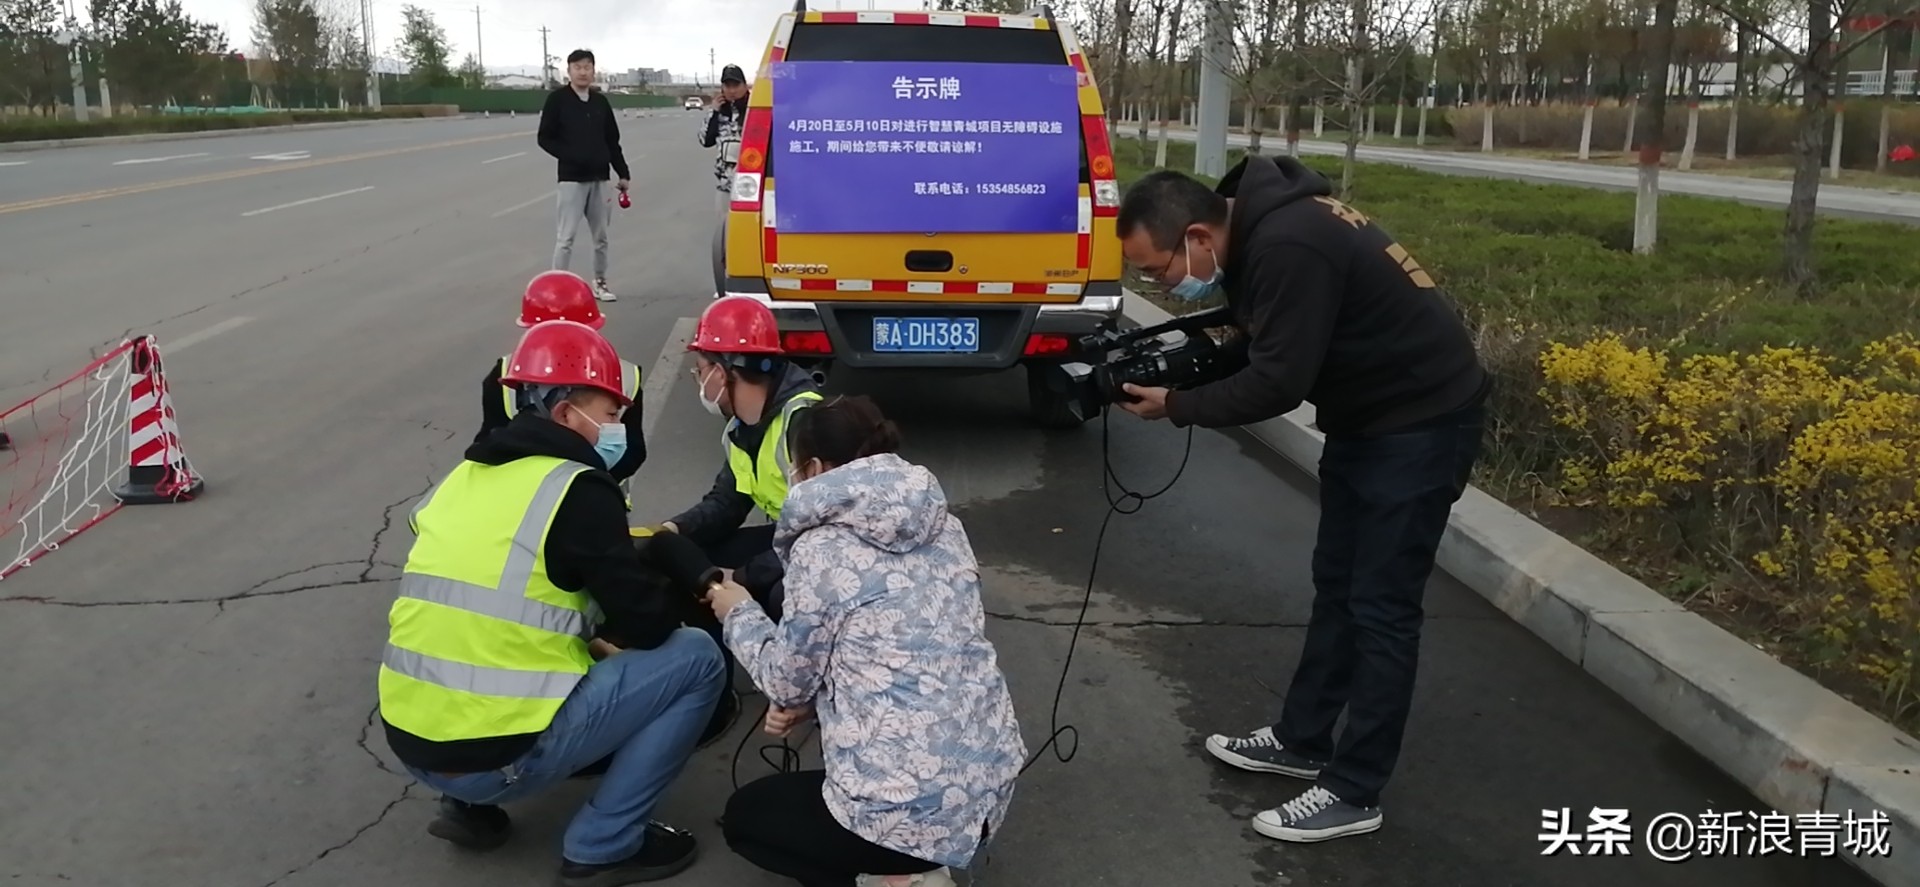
[538,48,630,303]
[379,319,723,885]
[1115,155,1490,844]
[698,63,750,296]
[704,396,1025,887]
[478,270,646,484]
[649,295,823,745]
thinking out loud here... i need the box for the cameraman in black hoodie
[1116,155,1489,845]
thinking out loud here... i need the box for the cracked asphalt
[0,115,1874,887]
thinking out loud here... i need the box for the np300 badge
[771,263,830,275]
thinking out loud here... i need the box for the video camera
[1040,305,1246,424]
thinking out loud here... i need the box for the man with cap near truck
[479,270,646,484]
[648,296,824,742]
[698,64,750,296]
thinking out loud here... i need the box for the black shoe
[426,795,511,850]
[559,821,699,886]
[696,687,740,749]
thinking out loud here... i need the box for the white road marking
[167,316,254,353]
[0,160,28,167]
[240,185,375,217]
[639,317,698,443]
[481,151,527,164]
[490,192,552,218]
[113,152,209,166]
[250,150,311,162]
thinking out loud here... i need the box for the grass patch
[1117,138,1920,734]
[0,107,441,143]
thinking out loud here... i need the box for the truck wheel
[1025,362,1087,431]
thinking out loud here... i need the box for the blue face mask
[1169,238,1224,302]
[592,421,628,470]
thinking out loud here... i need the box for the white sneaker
[594,279,617,302]
[854,869,956,887]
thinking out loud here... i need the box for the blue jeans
[406,628,726,864]
[1274,404,1485,808]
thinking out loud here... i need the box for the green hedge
[0,108,433,144]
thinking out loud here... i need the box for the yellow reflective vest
[724,390,824,521]
[378,455,602,743]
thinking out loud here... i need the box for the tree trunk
[1342,0,1369,198]
[1784,0,1838,302]
[1285,0,1310,157]
[1877,44,1894,174]
[1728,19,1746,162]
[1632,0,1680,256]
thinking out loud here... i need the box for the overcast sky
[173,0,938,82]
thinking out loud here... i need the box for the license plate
[871,317,980,353]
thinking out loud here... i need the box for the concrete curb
[1120,291,1919,884]
[0,115,459,153]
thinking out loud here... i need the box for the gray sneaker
[1204,726,1324,779]
[1251,785,1383,843]
[593,279,618,302]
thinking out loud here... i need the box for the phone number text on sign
[1538,807,1893,862]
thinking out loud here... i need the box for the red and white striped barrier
[114,335,204,505]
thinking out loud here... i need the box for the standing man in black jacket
[1116,155,1490,845]
[539,49,630,304]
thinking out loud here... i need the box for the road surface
[0,115,1870,887]
[1145,128,1920,226]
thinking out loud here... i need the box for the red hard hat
[519,271,604,329]
[502,320,630,405]
[690,295,781,356]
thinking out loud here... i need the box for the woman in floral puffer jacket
[703,395,1026,887]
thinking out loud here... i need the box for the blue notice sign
[767,60,1082,234]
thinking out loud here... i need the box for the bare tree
[1703,0,1920,299]
[1301,0,1434,193]
[1225,0,1298,153]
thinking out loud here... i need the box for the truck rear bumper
[720,289,1122,371]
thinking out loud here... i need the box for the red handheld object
[617,189,631,209]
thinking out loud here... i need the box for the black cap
[721,64,746,84]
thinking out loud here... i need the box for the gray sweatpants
[553,180,611,280]
[711,188,729,297]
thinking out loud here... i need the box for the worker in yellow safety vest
[646,295,823,744]
[480,271,646,482]
[380,318,722,886]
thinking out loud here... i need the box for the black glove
[637,531,721,597]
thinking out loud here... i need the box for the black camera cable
[1018,402,1195,775]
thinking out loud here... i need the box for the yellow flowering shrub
[1538,333,1920,709]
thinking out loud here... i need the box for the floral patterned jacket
[722,452,1027,868]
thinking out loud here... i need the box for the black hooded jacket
[1164,155,1489,437]
[666,362,822,592]
[382,412,679,774]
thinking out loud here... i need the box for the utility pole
[361,0,380,109]
[709,47,716,85]
[473,5,484,72]
[540,26,552,88]
[1194,0,1230,178]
